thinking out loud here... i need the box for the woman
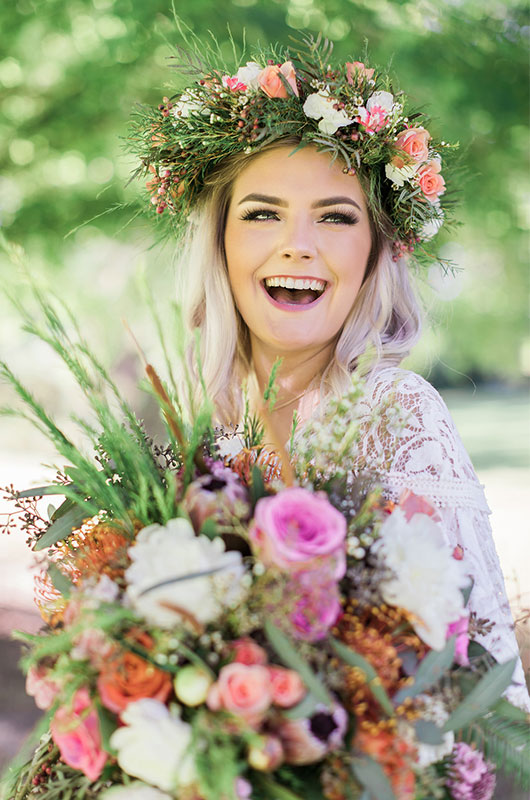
[134,44,529,708]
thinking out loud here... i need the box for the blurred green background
[1,0,529,384]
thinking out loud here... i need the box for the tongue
[269,287,318,305]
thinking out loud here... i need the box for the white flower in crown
[421,201,445,240]
[385,160,419,188]
[303,90,354,135]
[372,507,467,650]
[366,90,395,113]
[110,699,196,792]
[125,517,246,628]
[171,91,205,119]
[235,61,263,90]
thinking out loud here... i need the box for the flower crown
[130,36,457,265]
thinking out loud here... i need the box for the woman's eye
[320,212,358,225]
[240,208,279,222]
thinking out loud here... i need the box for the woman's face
[224,144,373,358]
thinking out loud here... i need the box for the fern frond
[462,711,530,789]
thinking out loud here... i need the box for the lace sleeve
[360,368,530,710]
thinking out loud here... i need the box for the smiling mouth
[262,276,327,306]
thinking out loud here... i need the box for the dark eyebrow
[237,193,362,212]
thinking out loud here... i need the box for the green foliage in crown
[128,33,458,266]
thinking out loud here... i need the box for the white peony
[125,517,246,629]
[303,91,353,135]
[235,61,262,90]
[372,508,467,649]
[366,90,394,112]
[385,160,419,188]
[102,782,173,800]
[110,699,196,792]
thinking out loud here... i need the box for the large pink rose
[417,159,446,202]
[395,127,430,163]
[258,61,299,98]
[50,688,107,782]
[207,663,273,727]
[249,487,347,577]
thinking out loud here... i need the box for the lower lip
[260,282,328,312]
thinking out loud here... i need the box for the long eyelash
[320,211,358,225]
[240,208,279,221]
[239,209,359,224]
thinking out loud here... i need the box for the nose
[279,215,317,261]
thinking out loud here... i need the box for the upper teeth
[264,277,326,291]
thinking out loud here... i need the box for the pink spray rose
[346,61,375,85]
[395,127,431,163]
[249,487,347,578]
[417,159,446,202]
[288,567,342,641]
[258,61,298,98]
[207,662,273,727]
[232,637,268,666]
[447,616,470,666]
[50,688,107,782]
[268,667,306,708]
[25,665,61,711]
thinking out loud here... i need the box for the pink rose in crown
[258,61,299,98]
[417,159,446,202]
[249,487,347,577]
[232,637,268,666]
[50,688,107,782]
[207,662,273,727]
[395,127,431,163]
[346,61,375,85]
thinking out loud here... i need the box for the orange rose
[417,159,446,202]
[206,662,272,727]
[97,632,172,714]
[258,61,298,98]
[268,667,306,708]
[346,61,375,85]
[395,127,431,163]
[354,729,416,800]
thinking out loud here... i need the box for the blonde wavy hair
[175,138,422,425]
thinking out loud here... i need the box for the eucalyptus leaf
[264,620,332,707]
[51,497,77,521]
[443,658,518,731]
[95,703,118,755]
[17,484,67,498]
[330,638,394,716]
[351,754,397,800]
[254,775,305,800]
[393,636,456,704]
[490,696,529,722]
[199,517,217,540]
[34,504,91,551]
[414,719,445,745]
[461,578,474,607]
[47,563,73,597]
[284,691,319,720]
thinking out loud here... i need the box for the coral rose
[268,667,306,708]
[258,61,298,98]
[249,487,347,578]
[232,637,268,666]
[417,159,446,202]
[97,632,172,714]
[50,688,107,782]
[395,127,431,163]
[207,662,272,727]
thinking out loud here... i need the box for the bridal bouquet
[2,293,529,800]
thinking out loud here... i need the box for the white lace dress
[359,367,529,710]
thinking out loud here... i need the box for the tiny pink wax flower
[222,75,248,92]
[207,662,273,727]
[399,489,441,524]
[50,688,107,782]
[249,487,347,578]
[258,61,299,98]
[395,127,431,163]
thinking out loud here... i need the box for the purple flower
[446,742,496,800]
[273,702,347,765]
[249,488,347,577]
[182,461,249,533]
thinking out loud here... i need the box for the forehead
[231,144,367,208]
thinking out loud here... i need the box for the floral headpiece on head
[129,35,457,266]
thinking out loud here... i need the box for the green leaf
[330,638,395,716]
[461,578,474,607]
[199,517,218,540]
[250,465,267,506]
[34,503,91,550]
[393,636,456,704]
[351,754,397,800]
[51,497,78,521]
[17,484,67,498]
[490,696,529,722]
[443,659,518,731]
[95,702,118,755]
[47,563,73,597]
[254,775,306,800]
[264,621,332,708]
[414,719,444,745]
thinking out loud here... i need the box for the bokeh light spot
[9,139,35,166]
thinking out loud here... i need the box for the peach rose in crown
[258,61,299,98]
[395,127,431,163]
[207,662,273,727]
[417,159,446,202]
[346,61,375,84]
